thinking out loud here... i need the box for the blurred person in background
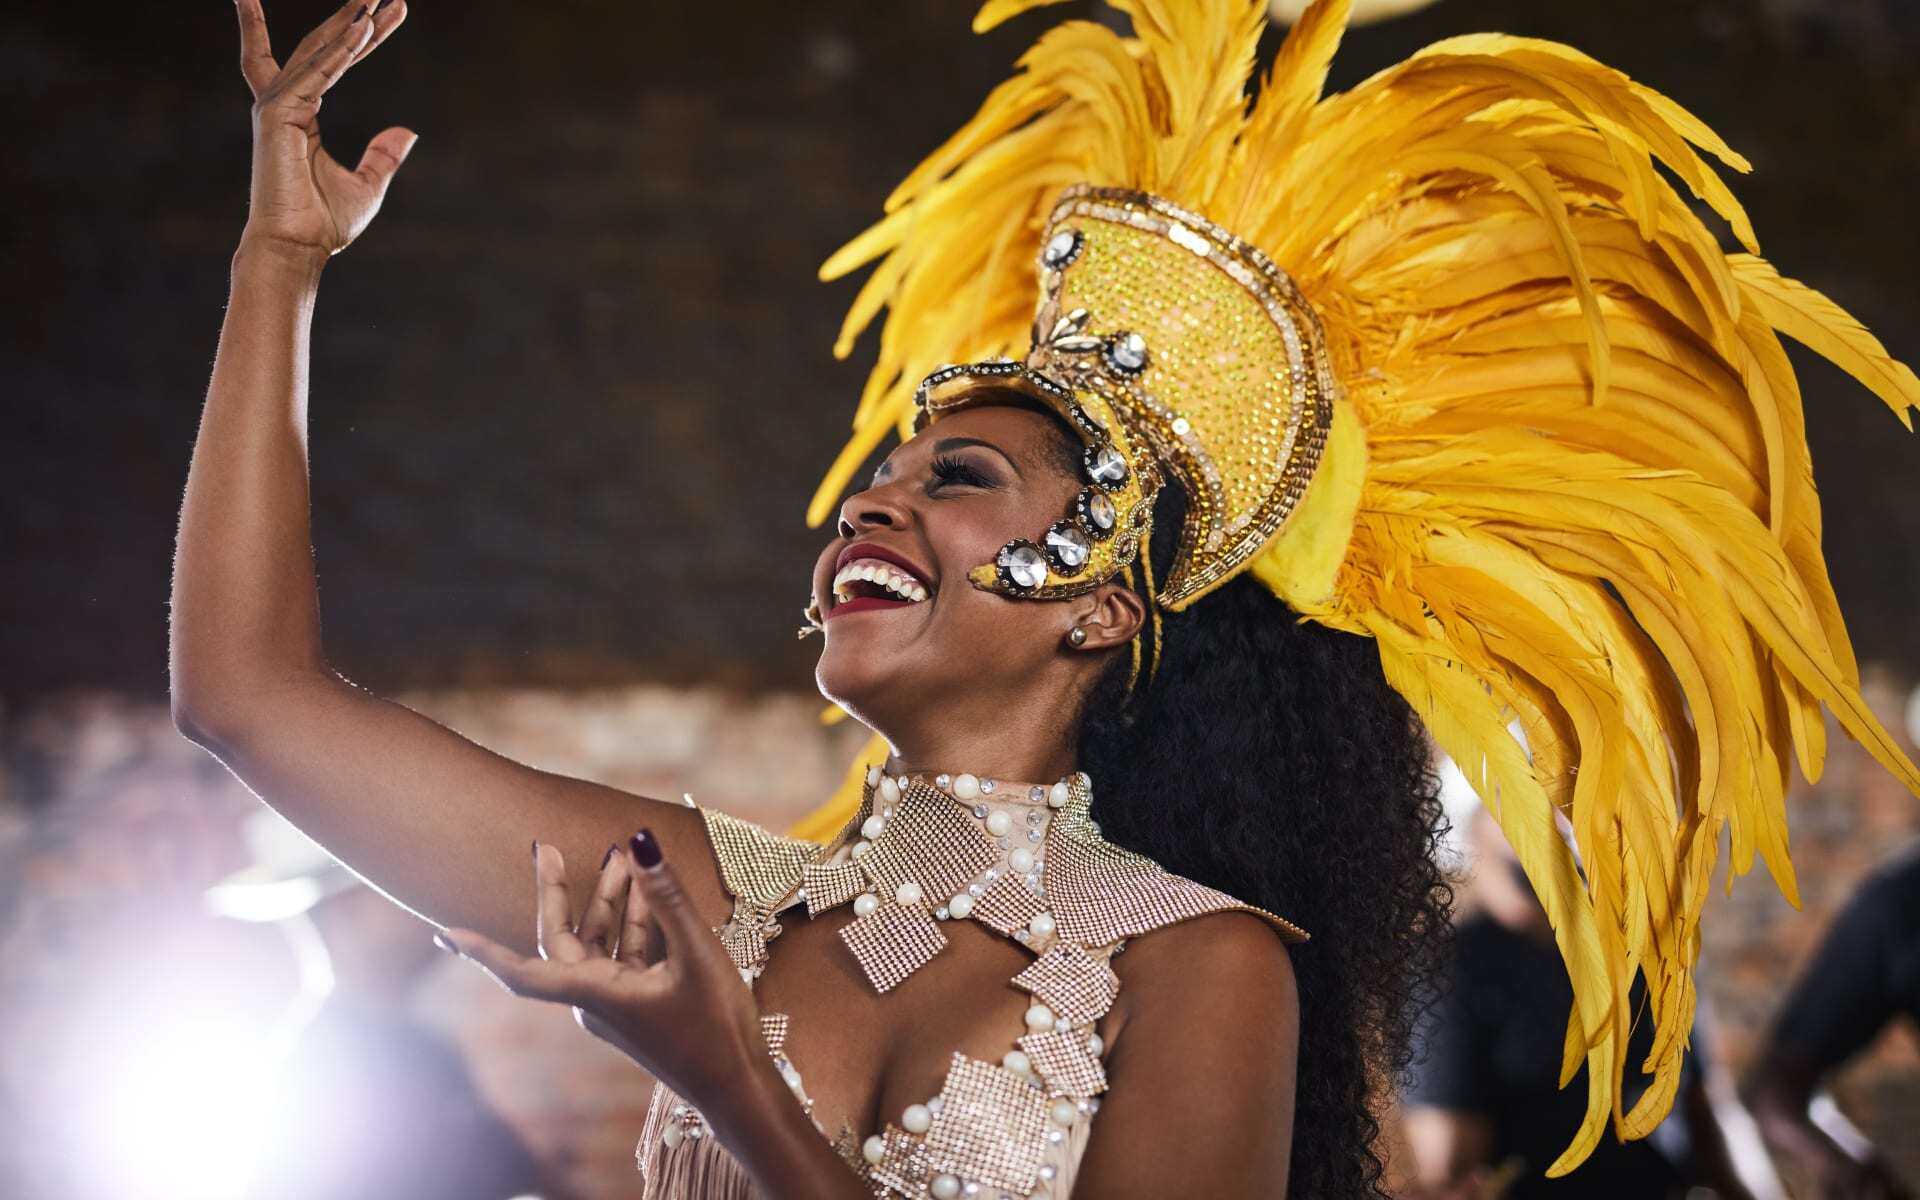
[166,0,1920,1197]
[207,809,554,1200]
[1400,806,1784,1200]
[1742,843,1920,1200]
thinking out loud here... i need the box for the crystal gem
[1027,829,1042,842]
[973,804,989,819]
[997,540,1048,589]
[1029,786,1046,803]
[936,773,952,789]
[1171,416,1192,436]
[1085,445,1129,489]
[1028,810,1045,825]
[980,778,996,795]
[1105,331,1148,374]
[1041,228,1082,269]
[1045,521,1091,570]
[1085,490,1117,532]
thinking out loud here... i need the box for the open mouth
[827,544,933,620]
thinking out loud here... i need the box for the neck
[874,700,1081,786]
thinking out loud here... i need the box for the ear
[1070,580,1147,652]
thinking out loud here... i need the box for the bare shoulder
[1109,907,1299,1039]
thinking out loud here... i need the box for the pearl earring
[1067,626,1088,648]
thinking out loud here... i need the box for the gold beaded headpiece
[800,0,1920,1174]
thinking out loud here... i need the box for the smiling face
[811,400,1140,760]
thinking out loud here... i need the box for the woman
[172,1,1918,1198]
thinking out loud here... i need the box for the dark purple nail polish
[352,5,369,22]
[433,932,460,956]
[600,843,619,870]
[373,0,395,12]
[630,828,663,870]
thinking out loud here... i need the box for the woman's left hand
[438,830,768,1108]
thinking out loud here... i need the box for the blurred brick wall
[0,686,862,1200]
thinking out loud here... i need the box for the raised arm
[171,0,727,954]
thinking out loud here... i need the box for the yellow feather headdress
[799,0,1920,1172]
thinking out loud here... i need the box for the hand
[234,0,416,264]
[438,831,770,1112]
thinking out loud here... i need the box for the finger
[271,5,377,109]
[617,875,662,966]
[575,844,631,956]
[625,828,714,966]
[534,842,589,964]
[234,0,279,96]
[347,0,409,68]
[347,126,421,197]
[279,0,362,79]
[438,927,588,1006]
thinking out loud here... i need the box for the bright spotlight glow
[89,1017,280,1200]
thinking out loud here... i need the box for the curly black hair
[1077,476,1454,1198]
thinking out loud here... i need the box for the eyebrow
[872,435,1025,482]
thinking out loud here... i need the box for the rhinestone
[1047,1129,1064,1145]
[1044,521,1092,572]
[1084,444,1129,489]
[1015,929,1031,943]
[1105,331,1148,374]
[1171,416,1191,436]
[1027,810,1045,825]
[980,779,997,795]
[973,804,989,819]
[1029,786,1046,803]
[968,883,986,897]
[996,540,1048,590]
[1080,489,1117,534]
[936,773,952,789]
[1027,829,1042,842]
[935,906,951,920]
[998,836,1011,848]
[1041,228,1083,269]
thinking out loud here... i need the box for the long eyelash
[930,455,996,489]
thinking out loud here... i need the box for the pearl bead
[985,811,1012,837]
[1007,847,1035,873]
[1049,781,1070,808]
[850,840,871,859]
[662,1122,685,1149]
[866,765,881,788]
[930,1174,961,1200]
[1051,1100,1078,1126]
[952,773,981,800]
[780,1064,804,1090]
[902,1103,932,1134]
[1002,1049,1031,1075]
[948,892,974,919]
[861,815,886,840]
[894,880,924,907]
[1025,1003,1055,1032]
[853,893,879,917]
[1028,911,1055,939]
[1087,1033,1104,1056]
[861,1134,886,1165]
[879,776,901,805]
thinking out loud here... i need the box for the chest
[750,908,1119,1146]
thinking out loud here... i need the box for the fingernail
[629,828,663,870]
[530,839,541,868]
[352,5,368,22]
[600,843,619,869]
[373,0,395,11]
[433,932,461,957]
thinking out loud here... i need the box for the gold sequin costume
[639,770,1305,1198]
[779,0,1920,1176]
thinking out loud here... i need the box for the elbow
[170,681,234,752]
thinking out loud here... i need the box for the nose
[838,481,913,540]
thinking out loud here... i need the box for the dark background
[5,0,1917,705]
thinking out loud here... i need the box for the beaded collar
[800,766,1088,991]
[695,764,1308,997]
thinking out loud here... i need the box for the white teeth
[832,558,931,605]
